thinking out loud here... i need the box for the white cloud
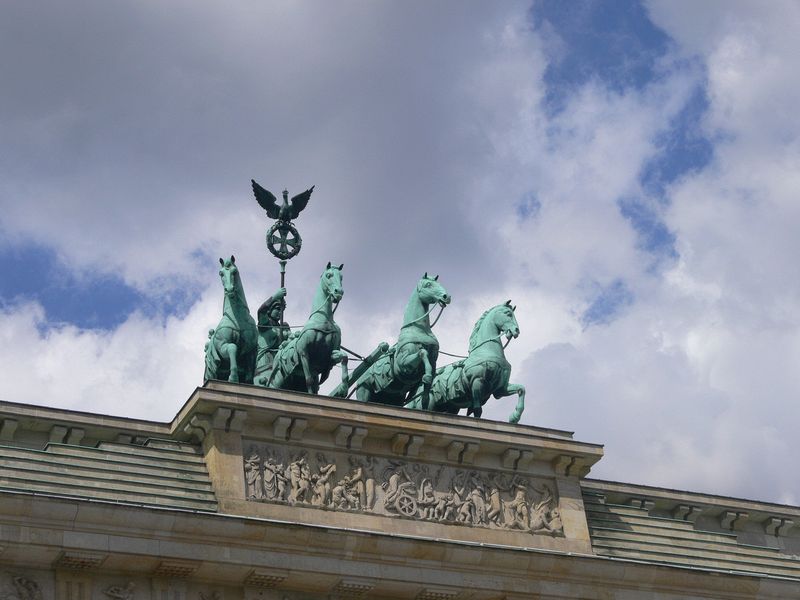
[1,0,800,506]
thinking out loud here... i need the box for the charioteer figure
[254,287,289,386]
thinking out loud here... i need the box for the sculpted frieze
[243,442,562,536]
[0,577,42,600]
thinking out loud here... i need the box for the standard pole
[279,259,287,325]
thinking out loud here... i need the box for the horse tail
[204,331,222,380]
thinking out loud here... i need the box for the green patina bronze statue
[349,274,451,407]
[204,256,259,384]
[266,262,349,394]
[405,301,525,423]
[252,180,314,262]
[199,179,528,425]
[254,287,288,386]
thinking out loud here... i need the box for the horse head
[494,300,520,340]
[322,261,344,304]
[219,255,242,299]
[417,273,451,308]
[469,301,520,352]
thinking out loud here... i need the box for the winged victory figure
[252,179,314,223]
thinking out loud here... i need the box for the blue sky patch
[581,278,634,327]
[532,0,671,114]
[0,242,201,330]
[618,196,678,260]
[533,0,714,267]
[639,84,714,199]
[516,191,542,220]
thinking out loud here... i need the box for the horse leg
[495,383,526,424]
[267,366,284,390]
[355,384,371,403]
[331,350,349,388]
[469,378,484,419]
[223,343,239,382]
[241,349,256,384]
[299,350,317,394]
[418,348,434,410]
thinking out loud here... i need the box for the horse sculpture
[406,301,525,423]
[204,256,259,383]
[267,262,348,394]
[352,274,451,406]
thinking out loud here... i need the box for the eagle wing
[251,179,280,219]
[290,185,315,219]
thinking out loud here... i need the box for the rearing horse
[407,301,525,423]
[267,262,348,394]
[353,274,451,406]
[204,256,258,383]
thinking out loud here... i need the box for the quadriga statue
[204,256,259,384]
[350,274,451,407]
[266,262,349,394]
[406,301,525,423]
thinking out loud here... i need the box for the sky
[1,0,799,505]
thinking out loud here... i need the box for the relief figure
[311,459,337,507]
[505,484,530,530]
[332,475,360,510]
[263,457,287,501]
[244,449,264,499]
[288,454,311,504]
[349,456,376,510]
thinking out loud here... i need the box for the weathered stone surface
[1,385,800,599]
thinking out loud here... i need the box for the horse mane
[468,306,496,351]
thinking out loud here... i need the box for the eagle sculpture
[251,179,314,222]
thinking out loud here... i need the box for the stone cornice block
[273,416,292,439]
[334,424,353,447]
[272,416,308,441]
[720,510,749,530]
[0,418,18,441]
[673,504,703,522]
[416,587,460,600]
[243,568,288,588]
[765,516,783,535]
[185,415,212,442]
[153,559,200,578]
[332,424,369,450]
[49,424,68,443]
[229,409,247,432]
[210,407,247,432]
[765,517,795,536]
[517,450,535,470]
[288,418,307,441]
[447,441,465,462]
[66,427,85,445]
[391,433,425,456]
[461,441,479,464]
[333,578,376,596]
[501,448,521,469]
[212,407,232,429]
[350,426,368,449]
[629,498,655,513]
[54,550,108,570]
[552,454,573,475]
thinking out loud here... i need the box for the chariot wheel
[266,221,302,260]
[395,495,418,517]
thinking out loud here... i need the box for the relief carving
[1,577,42,600]
[103,583,135,600]
[243,442,563,536]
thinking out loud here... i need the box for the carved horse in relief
[352,274,451,406]
[407,301,525,423]
[204,256,259,383]
[267,262,348,394]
